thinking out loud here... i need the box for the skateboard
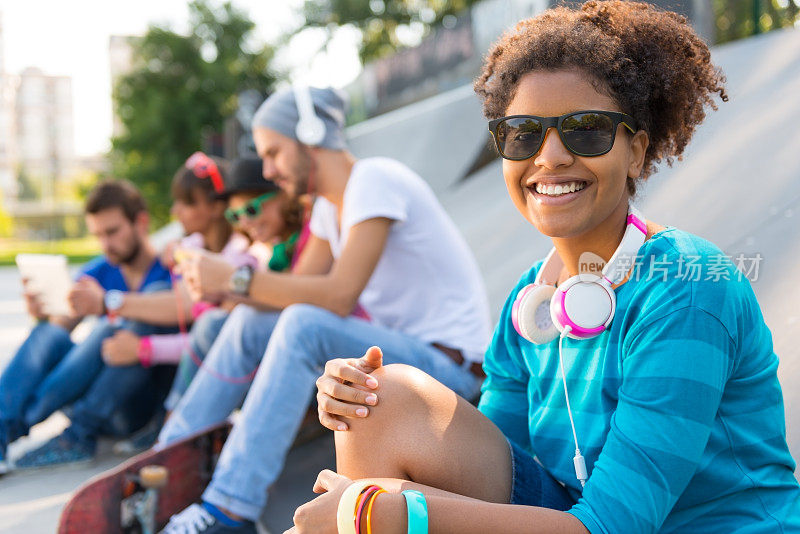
[57,421,232,534]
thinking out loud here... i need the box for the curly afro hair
[474,0,728,195]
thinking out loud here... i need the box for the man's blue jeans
[0,284,175,448]
[158,303,482,521]
[163,307,230,412]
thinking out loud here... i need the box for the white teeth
[534,181,586,196]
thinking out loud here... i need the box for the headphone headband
[535,204,646,286]
[602,205,647,284]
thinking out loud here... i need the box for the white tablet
[16,253,73,316]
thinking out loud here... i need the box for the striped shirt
[479,227,800,533]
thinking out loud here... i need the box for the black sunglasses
[488,110,638,160]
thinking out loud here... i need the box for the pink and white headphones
[512,205,647,344]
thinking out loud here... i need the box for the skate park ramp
[0,27,798,534]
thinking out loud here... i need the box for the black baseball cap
[220,157,280,199]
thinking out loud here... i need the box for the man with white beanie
[158,86,491,533]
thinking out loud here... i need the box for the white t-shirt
[309,157,491,362]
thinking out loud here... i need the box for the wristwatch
[229,265,254,296]
[104,289,125,324]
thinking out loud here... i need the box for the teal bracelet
[401,490,428,534]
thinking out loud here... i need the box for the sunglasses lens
[561,113,615,155]
[245,205,260,218]
[496,117,544,159]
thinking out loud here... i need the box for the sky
[0,0,363,157]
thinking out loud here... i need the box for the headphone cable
[559,326,588,487]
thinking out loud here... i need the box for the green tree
[16,165,40,201]
[111,0,277,225]
[301,0,481,63]
[714,0,800,44]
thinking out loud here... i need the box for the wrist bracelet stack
[337,481,428,534]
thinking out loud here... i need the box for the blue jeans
[0,284,175,447]
[158,303,483,521]
[508,439,576,510]
[163,308,230,411]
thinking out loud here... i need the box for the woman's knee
[344,364,447,434]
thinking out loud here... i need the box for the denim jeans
[163,307,230,411]
[158,303,483,521]
[0,282,175,448]
[508,439,576,510]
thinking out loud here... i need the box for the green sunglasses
[225,192,278,224]
[488,110,638,160]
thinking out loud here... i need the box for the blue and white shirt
[479,227,800,533]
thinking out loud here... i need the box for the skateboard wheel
[139,465,168,489]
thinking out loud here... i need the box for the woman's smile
[525,177,592,206]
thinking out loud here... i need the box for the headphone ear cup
[296,117,326,146]
[550,276,616,340]
[514,284,559,344]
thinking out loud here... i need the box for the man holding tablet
[0,180,174,473]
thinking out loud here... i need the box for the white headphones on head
[292,85,326,146]
[512,204,647,344]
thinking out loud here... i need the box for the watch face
[230,266,253,295]
[105,290,124,311]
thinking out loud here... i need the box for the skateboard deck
[57,420,232,534]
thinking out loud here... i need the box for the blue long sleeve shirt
[478,228,800,533]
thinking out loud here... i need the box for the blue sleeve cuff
[567,506,606,534]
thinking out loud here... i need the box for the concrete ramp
[347,83,488,194]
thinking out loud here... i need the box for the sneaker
[159,503,257,534]
[0,443,9,476]
[113,411,166,455]
[0,424,9,476]
[14,433,94,470]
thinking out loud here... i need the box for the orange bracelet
[355,486,381,533]
[365,489,387,534]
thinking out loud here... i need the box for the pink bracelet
[138,336,153,368]
[355,485,381,533]
[191,301,215,320]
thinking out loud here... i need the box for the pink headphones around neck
[512,205,647,344]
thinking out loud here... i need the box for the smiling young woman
[289,2,800,533]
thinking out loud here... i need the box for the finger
[359,346,384,373]
[312,469,339,494]
[318,406,348,432]
[324,359,378,389]
[317,392,371,420]
[316,376,378,406]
